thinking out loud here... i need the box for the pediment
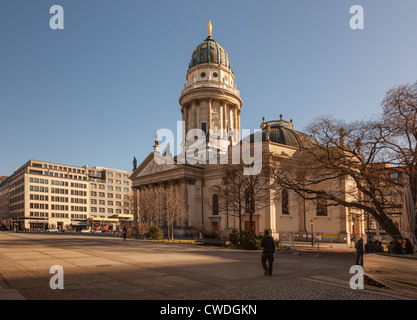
[131,153,180,179]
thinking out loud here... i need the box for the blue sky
[1,0,417,175]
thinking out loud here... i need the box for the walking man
[355,237,364,266]
[261,229,275,276]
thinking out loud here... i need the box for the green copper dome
[189,36,231,70]
[242,117,316,148]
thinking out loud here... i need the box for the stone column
[232,107,236,140]
[181,179,189,227]
[188,179,196,227]
[192,100,197,129]
[183,105,188,135]
[207,98,212,132]
[237,108,241,141]
[221,99,227,138]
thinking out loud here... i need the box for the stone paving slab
[0,232,415,301]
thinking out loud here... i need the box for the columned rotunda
[179,21,242,157]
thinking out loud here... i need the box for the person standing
[355,237,364,266]
[122,227,127,241]
[404,238,414,254]
[392,238,403,254]
[261,230,275,276]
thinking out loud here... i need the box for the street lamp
[310,219,314,247]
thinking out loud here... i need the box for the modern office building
[0,160,133,231]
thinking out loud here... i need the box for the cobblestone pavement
[0,232,415,301]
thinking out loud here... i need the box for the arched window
[282,189,289,215]
[212,194,219,216]
[245,188,254,213]
[316,197,328,216]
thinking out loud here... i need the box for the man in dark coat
[404,238,414,254]
[261,230,275,276]
[355,237,364,266]
[392,238,404,254]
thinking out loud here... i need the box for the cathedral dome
[189,36,231,70]
[244,116,315,148]
[189,22,231,70]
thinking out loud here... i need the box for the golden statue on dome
[207,20,213,37]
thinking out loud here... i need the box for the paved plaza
[0,232,415,301]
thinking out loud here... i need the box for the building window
[212,194,219,216]
[316,197,328,216]
[245,188,254,213]
[391,173,398,180]
[282,189,289,215]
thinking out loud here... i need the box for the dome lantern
[189,21,231,70]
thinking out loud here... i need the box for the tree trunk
[373,211,402,240]
[238,203,242,234]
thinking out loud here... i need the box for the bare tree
[216,163,271,234]
[138,186,164,230]
[163,187,189,240]
[380,81,417,202]
[272,81,417,240]
[215,165,246,234]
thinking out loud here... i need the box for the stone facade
[130,24,365,243]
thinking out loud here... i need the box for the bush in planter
[229,229,241,247]
[147,226,163,240]
[203,231,221,239]
[241,233,262,250]
[228,230,262,249]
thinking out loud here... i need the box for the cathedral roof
[244,116,316,148]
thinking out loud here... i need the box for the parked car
[81,229,91,233]
[0,225,8,231]
[46,228,59,232]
